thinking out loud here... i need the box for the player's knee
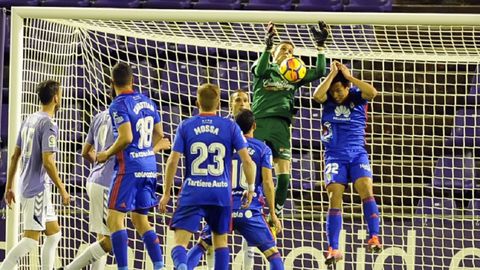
[274,159,290,174]
[212,234,228,248]
[44,221,61,236]
[355,177,374,199]
[100,236,113,252]
[130,216,141,230]
[131,216,151,235]
[107,215,123,232]
[327,192,343,208]
[327,184,345,208]
[23,230,41,241]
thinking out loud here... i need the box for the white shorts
[21,188,57,231]
[86,182,110,236]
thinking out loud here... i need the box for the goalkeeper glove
[265,22,276,50]
[310,21,329,48]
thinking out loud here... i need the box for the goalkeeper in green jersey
[252,21,328,220]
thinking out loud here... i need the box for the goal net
[7,7,480,269]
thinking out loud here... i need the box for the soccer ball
[279,57,307,83]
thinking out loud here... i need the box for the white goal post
[6,6,480,269]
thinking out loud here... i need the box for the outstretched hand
[310,21,329,48]
[265,21,276,50]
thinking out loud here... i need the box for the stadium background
[0,0,479,269]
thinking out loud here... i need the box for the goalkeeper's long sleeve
[302,52,326,84]
[253,50,271,77]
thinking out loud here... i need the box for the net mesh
[12,15,480,269]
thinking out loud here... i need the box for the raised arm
[313,60,340,103]
[301,21,329,84]
[4,147,21,207]
[253,22,275,77]
[339,64,378,100]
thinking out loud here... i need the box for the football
[279,57,307,83]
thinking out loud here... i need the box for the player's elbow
[313,89,327,103]
[313,94,326,104]
[81,147,91,160]
[364,88,378,100]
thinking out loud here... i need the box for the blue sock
[326,208,342,250]
[171,245,187,270]
[214,247,229,270]
[187,244,206,269]
[142,230,164,269]
[111,229,129,270]
[363,197,380,238]
[268,252,284,270]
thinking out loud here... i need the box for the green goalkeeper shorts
[254,117,291,160]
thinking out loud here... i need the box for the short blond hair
[197,83,220,111]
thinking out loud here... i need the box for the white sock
[206,246,215,270]
[41,231,61,270]
[242,239,254,270]
[0,237,38,270]
[91,254,107,270]
[66,241,108,270]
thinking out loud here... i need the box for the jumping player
[313,60,381,266]
[252,21,329,221]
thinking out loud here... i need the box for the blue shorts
[170,205,231,235]
[198,209,275,251]
[232,209,276,252]
[324,148,373,186]
[108,173,158,213]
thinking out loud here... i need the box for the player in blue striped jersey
[159,84,256,270]
[313,61,381,266]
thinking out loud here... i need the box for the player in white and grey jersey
[1,80,70,270]
[64,106,116,270]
